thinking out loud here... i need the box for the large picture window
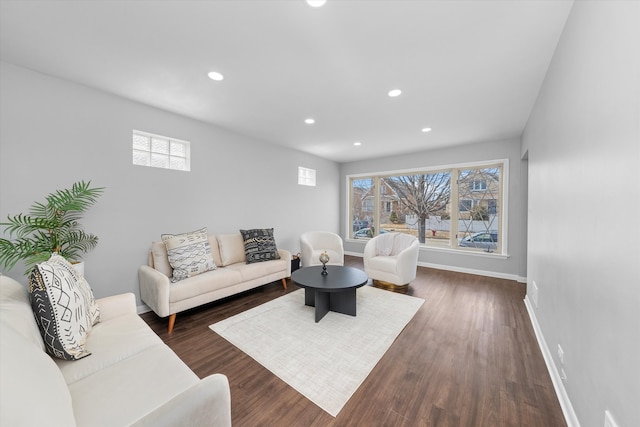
[348,160,506,254]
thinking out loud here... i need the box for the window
[132,130,190,171]
[298,167,316,186]
[471,180,487,191]
[348,160,506,254]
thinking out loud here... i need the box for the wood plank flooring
[141,256,566,427]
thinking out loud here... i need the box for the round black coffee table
[291,265,369,322]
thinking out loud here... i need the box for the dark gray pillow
[240,228,281,264]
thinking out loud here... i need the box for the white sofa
[0,275,232,427]
[139,232,291,333]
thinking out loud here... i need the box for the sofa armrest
[395,241,420,281]
[96,293,137,322]
[130,374,231,427]
[278,248,292,277]
[138,265,172,318]
[363,239,377,270]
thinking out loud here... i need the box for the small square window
[298,167,316,186]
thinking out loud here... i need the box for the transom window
[132,130,190,172]
[298,167,316,186]
[348,160,506,254]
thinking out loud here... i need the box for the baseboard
[137,304,151,315]
[524,296,581,427]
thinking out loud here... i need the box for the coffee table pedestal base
[305,288,357,322]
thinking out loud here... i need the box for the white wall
[340,138,528,280]
[522,2,640,426]
[0,62,340,302]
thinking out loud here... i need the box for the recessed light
[306,0,327,7]
[207,71,224,81]
[388,89,402,97]
[305,118,315,124]
[354,141,362,146]
[421,127,432,133]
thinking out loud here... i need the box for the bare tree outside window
[384,172,451,243]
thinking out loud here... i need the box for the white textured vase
[72,261,85,277]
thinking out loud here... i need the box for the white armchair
[300,231,344,267]
[363,233,420,292]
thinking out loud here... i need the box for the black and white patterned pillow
[161,227,217,282]
[49,255,100,326]
[240,228,281,264]
[28,255,94,360]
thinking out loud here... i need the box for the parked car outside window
[458,231,498,251]
[353,228,388,239]
[352,220,370,231]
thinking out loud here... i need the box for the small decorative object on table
[319,251,330,275]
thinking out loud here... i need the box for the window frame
[346,159,509,257]
[132,130,191,172]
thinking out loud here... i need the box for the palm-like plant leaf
[0,180,104,275]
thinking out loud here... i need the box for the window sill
[420,245,509,259]
[345,238,509,260]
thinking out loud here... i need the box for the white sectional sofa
[0,275,232,427]
[139,232,291,333]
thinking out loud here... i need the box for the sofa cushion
[28,254,95,360]
[392,233,418,255]
[375,233,396,256]
[217,233,246,266]
[227,258,287,283]
[67,344,199,427]
[56,313,163,385]
[161,227,217,282]
[0,275,46,351]
[367,255,398,274]
[0,321,77,427]
[240,228,281,264]
[169,268,243,303]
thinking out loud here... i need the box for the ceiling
[0,0,573,163]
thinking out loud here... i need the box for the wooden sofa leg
[281,278,287,290]
[168,313,176,334]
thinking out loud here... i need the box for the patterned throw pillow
[52,256,100,327]
[161,227,217,283]
[28,254,95,360]
[240,228,281,264]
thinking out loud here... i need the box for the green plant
[0,180,105,275]
[389,211,398,223]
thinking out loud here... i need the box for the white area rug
[209,285,424,417]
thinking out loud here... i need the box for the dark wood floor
[141,256,566,427]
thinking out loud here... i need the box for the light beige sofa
[0,275,231,427]
[139,232,291,333]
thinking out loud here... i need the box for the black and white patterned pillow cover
[240,228,281,264]
[50,255,100,326]
[28,255,95,360]
[161,227,217,283]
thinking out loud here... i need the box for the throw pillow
[49,255,101,326]
[28,254,94,360]
[240,228,281,264]
[161,227,216,282]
